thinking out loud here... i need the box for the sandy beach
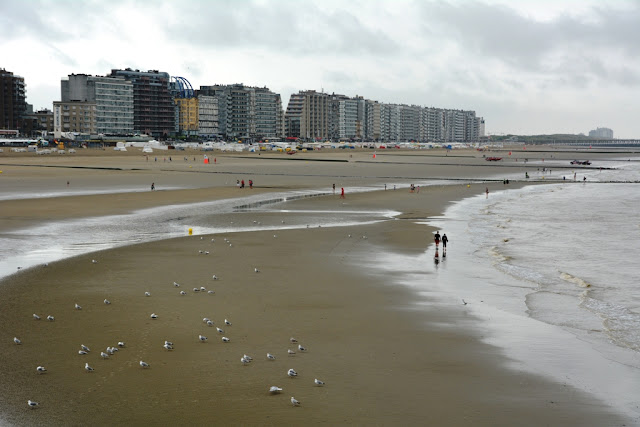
[0,147,630,426]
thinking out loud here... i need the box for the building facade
[589,127,614,138]
[61,74,134,135]
[175,97,199,136]
[0,68,27,131]
[197,95,218,138]
[109,69,175,138]
[53,101,97,138]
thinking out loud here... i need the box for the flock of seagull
[16,233,328,412]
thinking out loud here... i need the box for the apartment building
[61,74,133,135]
[53,101,97,138]
[175,97,199,136]
[109,69,175,138]
[0,68,27,131]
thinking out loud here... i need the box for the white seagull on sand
[85,362,94,372]
[100,351,109,359]
[46,315,55,321]
[224,319,231,326]
[290,337,298,343]
[75,303,82,310]
[104,299,111,305]
[164,340,174,346]
[200,286,206,291]
[212,275,218,280]
[81,344,90,352]
[28,400,39,409]
[92,259,98,264]
[36,366,47,374]
[298,344,307,352]
[291,396,300,406]
[145,292,151,297]
[314,378,325,386]
[13,337,21,345]
[206,320,214,327]
[174,281,180,287]
[267,353,276,360]
[216,327,224,334]
[241,356,250,365]
[254,267,260,273]
[150,313,158,319]
[118,342,125,347]
[193,288,200,292]
[78,350,88,355]
[288,349,296,355]
[208,290,215,294]
[287,368,297,377]
[203,317,211,323]
[140,360,150,368]
[163,343,173,351]
[269,386,282,394]
[222,337,230,342]
[243,354,253,361]
[33,313,41,320]
[179,291,187,295]
[199,335,207,342]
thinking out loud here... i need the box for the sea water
[426,159,640,421]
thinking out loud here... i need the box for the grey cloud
[418,1,640,86]
[164,0,399,56]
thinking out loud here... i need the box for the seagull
[273,234,277,238]
[33,313,41,320]
[179,291,187,295]
[462,299,468,305]
[269,386,282,394]
[288,349,296,355]
[145,292,151,297]
[100,351,109,359]
[216,327,224,334]
[243,354,253,361]
[224,319,231,326]
[164,341,174,346]
[222,337,230,342]
[46,315,54,321]
[174,282,180,287]
[75,303,82,310]
[199,335,207,342]
[212,275,218,280]
[208,290,215,294]
[78,350,88,355]
[92,259,98,264]
[106,347,115,355]
[200,286,206,291]
[287,368,297,377]
[117,342,125,347]
[36,366,47,374]
[203,317,211,323]
[241,356,250,365]
[348,234,352,238]
[314,378,325,386]
[28,400,39,409]
[150,313,158,319]
[81,344,91,352]
[204,251,210,255]
[193,288,200,292]
[110,346,118,353]
[291,396,300,406]
[206,320,214,327]
[140,360,150,368]
[13,337,21,345]
[298,344,307,352]
[104,299,111,305]
[290,337,298,343]
[254,267,260,273]
[198,250,203,254]
[267,353,276,360]
[85,362,94,372]
[163,343,173,351]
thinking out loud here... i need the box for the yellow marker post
[188,228,193,235]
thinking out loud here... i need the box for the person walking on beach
[486,187,489,198]
[237,179,240,188]
[340,187,345,199]
[434,231,441,248]
[333,183,335,194]
[241,179,245,188]
[442,233,448,251]
[151,182,155,191]
[249,179,253,189]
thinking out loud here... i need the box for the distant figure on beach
[67,180,69,186]
[384,184,387,190]
[583,176,587,182]
[340,187,345,199]
[237,179,240,188]
[410,184,415,193]
[434,231,441,248]
[241,179,245,188]
[333,183,335,194]
[442,233,448,251]
[485,187,489,198]
[151,182,155,191]
[249,179,253,189]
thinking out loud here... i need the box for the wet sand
[0,147,628,426]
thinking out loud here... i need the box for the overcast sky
[2,0,639,138]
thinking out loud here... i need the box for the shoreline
[0,149,632,425]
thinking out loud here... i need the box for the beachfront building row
[0,68,28,134]
[285,90,485,143]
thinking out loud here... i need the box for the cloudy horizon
[2,0,638,138]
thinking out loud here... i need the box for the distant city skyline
[2,0,638,138]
